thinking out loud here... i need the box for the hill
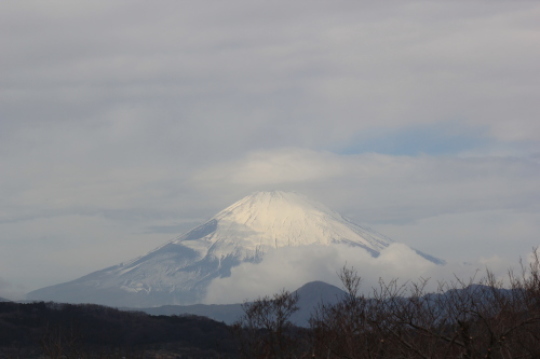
[0,301,236,358]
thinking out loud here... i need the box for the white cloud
[194,148,540,223]
[193,148,344,186]
[204,243,528,304]
[204,243,439,304]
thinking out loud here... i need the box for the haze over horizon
[1,1,539,300]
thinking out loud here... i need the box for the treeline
[235,252,540,359]
[0,301,236,358]
[4,252,540,358]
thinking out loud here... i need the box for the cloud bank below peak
[203,243,521,305]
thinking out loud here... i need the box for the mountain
[27,191,442,307]
[136,280,347,327]
[291,281,348,326]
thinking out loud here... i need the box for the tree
[234,289,304,359]
[310,251,540,359]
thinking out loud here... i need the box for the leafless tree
[234,289,306,359]
[40,321,84,359]
[310,249,540,359]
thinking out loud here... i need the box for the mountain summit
[28,191,442,307]
[178,191,391,260]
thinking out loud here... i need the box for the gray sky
[1,1,539,299]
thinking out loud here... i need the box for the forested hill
[0,301,237,358]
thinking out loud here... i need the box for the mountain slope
[28,191,442,307]
[135,280,347,327]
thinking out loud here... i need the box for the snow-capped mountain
[27,191,443,307]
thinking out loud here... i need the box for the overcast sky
[1,1,539,299]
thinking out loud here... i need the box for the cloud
[339,123,489,156]
[0,0,539,293]
[1,144,538,291]
[378,208,540,263]
[192,147,540,264]
[203,243,442,304]
[2,2,540,149]
[193,148,344,187]
[204,243,525,304]
[193,148,540,224]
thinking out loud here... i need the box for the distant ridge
[135,281,347,327]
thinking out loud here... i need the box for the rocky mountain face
[27,191,442,307]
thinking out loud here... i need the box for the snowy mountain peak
[215,191,336,225]
[174,191,392,260]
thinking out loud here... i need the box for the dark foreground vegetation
[3,251,540,359]
[0,301,236,358]
[235,251,540,359]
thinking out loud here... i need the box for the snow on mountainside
[27,191,443,307]
[176,191,391,260]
